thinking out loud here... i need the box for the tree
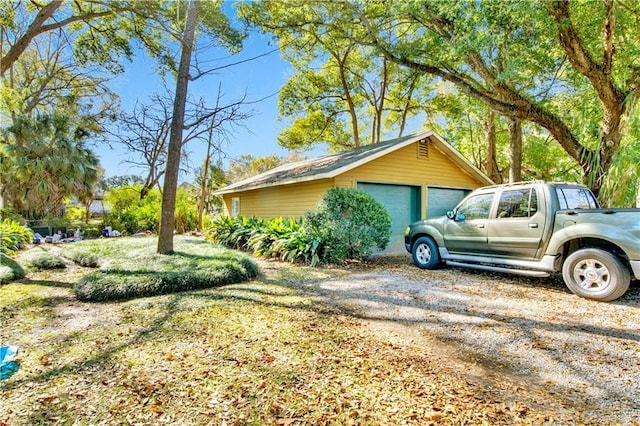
[0,1,175,77]
[111,94,173,200]
[157,0,199,254]
[227,154,282,183]
[238,1,429,151]
[2,29,118,131]
[339,0,639,198]
[1,114,100,220]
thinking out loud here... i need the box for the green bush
[305,187,391,263]
[206,216,264,249]
[103,185,200,234]
[0,219,33,256]
[0,253,25,283]
[206,188,390,265]
[103,186,160,234]
[64,206,87,222]
[206,216,320,265]
[18,246,66,271]
[65,237,258,302]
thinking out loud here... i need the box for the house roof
[214,131,493,195]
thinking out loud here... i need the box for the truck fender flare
[547,223,635,256]
[409,226,445,248]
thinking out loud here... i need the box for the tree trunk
[198,122,215,231]
[507,116,522,183]
[375,60,388,144]
[157,0,198,255]
[335,51,360,147]
[483,110,501,183]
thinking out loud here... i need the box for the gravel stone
[304,255,640,424]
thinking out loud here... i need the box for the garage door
[358,183,421,253]
[427,187,470,218]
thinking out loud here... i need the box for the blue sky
[95,5,326,181]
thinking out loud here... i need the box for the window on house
[231,197,240,217]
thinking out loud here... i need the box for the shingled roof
[214,131,492,195]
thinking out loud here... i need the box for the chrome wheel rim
[573,258,610,292]
[416,243,432,265]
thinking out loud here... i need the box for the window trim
[231,197,240,217]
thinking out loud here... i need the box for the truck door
[443,192,493,254]
[487,188,545,259]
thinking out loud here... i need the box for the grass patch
[60,236,258,302]
[17,246,66,271]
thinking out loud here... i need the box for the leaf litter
[0,256,638,424]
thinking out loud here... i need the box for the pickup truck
[404,181,640,301]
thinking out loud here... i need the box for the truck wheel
[412,237,441,270]
[562,248,630,302]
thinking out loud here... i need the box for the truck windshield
[556,187,600,209]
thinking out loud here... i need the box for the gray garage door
[427,187,470,218]
[358,183,421,253]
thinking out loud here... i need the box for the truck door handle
[474,224,485,228]
[528,223,538,228]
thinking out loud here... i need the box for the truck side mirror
[446,210,455,220]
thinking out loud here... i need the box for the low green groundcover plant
[18,246,66,271]
[0,253,25,283]
[61,236,258,302]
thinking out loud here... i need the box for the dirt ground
[8,253,639,424]
[291,255,640,424]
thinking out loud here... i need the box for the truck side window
[497,189,537,219]
[457,193,494,220]
[556,187,599,209]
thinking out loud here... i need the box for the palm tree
[1,114,100,220]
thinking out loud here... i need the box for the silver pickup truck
[404,181,640,301]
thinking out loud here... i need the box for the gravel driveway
[302,255,640,424]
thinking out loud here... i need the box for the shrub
[206,188,391,265]
[103,185,200,234]
[0,253,25,283]
[0,219,33,256]
[206,216,264,249]
[304,187,391,263]
[18,247,66,271]
[64,206,87,222]
[103,186,160,234]
[207,216,320,265]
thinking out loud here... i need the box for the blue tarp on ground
[0,345,19,380]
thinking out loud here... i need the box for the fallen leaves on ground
[0,258,614,424]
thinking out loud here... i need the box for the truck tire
[562,248,630,302]
[412,236,441,270]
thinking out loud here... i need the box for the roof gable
[215,131,492,194]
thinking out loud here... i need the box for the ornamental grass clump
[0,253,25,283]
[61,236,258,302]
[18,246,66,271]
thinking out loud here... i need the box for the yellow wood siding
[334,141,484,218]
[221,140,485,219]
[222,179,334,219]
[334,142,481,188]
